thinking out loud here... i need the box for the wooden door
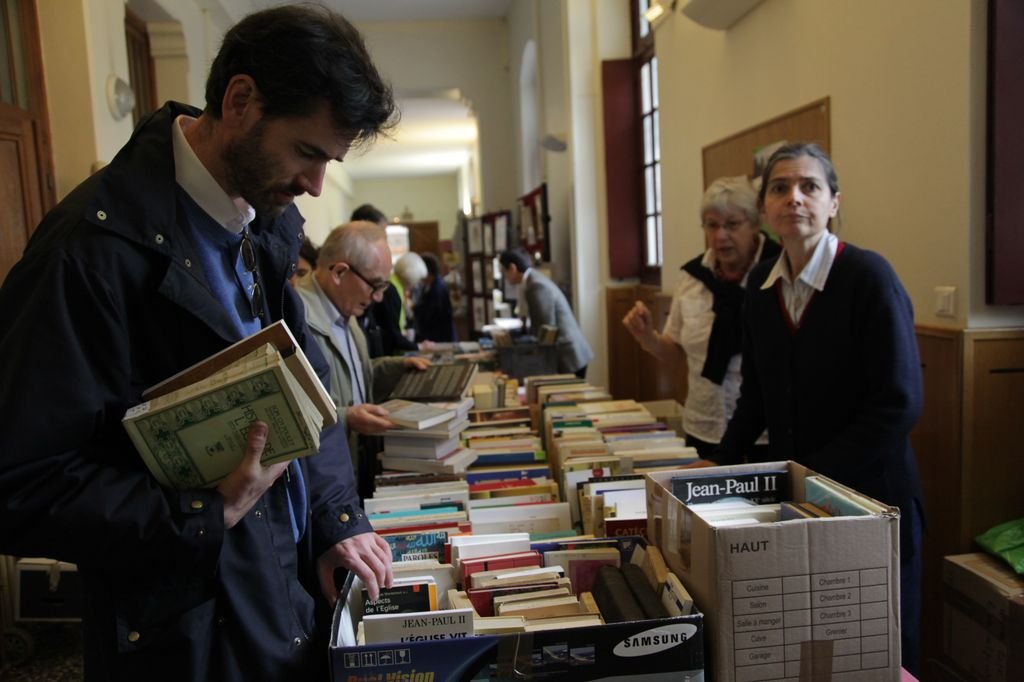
[405,221,440,264]
[0,0,54,284]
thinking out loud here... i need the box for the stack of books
[377,397,478,475]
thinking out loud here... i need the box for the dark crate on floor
[496,344,558,380]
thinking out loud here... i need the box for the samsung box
[646,461,901,682]
[330,568,705,681]
[15,557,83,622]
[942,552,1024,681]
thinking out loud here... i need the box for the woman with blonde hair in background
[623,175,779,457]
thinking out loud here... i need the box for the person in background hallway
[292,221,430,500]
[413,252,457,344]
[699,143,925,676]
[349,204,391,357]
[0,6,396,680]
[499,249,593,379]
[379,251,427,355]
[289,235,319,285]
[622,176,779,458]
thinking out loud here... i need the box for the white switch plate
[935,286,956,317]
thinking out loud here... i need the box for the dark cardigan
[716,242,924,555]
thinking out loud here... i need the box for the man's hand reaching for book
[317,532,394,604]
[216,421,289,529]
[347,403,394,435]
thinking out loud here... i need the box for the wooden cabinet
[913,327,1024,678]
[606,283,687,404]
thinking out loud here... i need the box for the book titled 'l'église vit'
[122,320,334,489]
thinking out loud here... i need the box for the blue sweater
[717,243,923,555]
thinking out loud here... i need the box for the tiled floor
[2,624,82,682]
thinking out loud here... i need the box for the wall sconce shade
[106,75,136,121]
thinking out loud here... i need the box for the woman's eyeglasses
[702,219,749,233]
[240,230,264,319]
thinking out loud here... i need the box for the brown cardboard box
[943,552,1024,681]
[646,461,901,682]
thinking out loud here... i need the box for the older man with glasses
[293,220,430,499]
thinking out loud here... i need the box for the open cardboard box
[329,538,705,681]
[646,461,901,682]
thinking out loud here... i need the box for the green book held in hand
[122,321,332,489]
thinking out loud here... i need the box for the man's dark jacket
[0,102,370,681]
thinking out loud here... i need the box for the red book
[459,550,541,585]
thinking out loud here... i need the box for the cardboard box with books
[329,536,705,682]
[942,552,1024,682]
[646,461,902,682]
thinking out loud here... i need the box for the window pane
[645,166,655,214]
[646,216,658,266]
[640,62,651,113]
[643,115,653,165]
[639,0,650,40]
[653,110,660,163]
[651,57,659,109]
[655,215,663,265]
[655,162,663,213]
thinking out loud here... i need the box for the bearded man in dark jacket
[0,6,397,681]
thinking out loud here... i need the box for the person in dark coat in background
[0,6,396,681]
[413,252,457,343]
[289,235,320,285]
[698,143,925,676]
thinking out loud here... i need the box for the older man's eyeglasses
[340,262,390,296]
[240,229,264,319]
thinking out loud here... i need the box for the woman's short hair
[298,237,319,269]
[700,176,760,227]
[394,252,427,288]
[756,142,839,206]
[420,252,442,278]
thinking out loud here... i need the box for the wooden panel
[601,59,643,279]
[405,221,440,263]
[911,327,962,678]
[962,332,1024,541]
[636,287,686,402]
[606,284,641,400]
[702,98,830,188]
[0,114,40,284]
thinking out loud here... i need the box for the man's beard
[223,121,295,218]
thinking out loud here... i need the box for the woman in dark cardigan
[703,143,925,675]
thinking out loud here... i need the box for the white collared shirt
[171,115,255,234]
[761,232,838,325]
[663,234,770,444]
[311,276,366,405]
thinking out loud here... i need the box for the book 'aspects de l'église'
[122,320,334,489]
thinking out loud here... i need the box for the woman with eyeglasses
[622,175,780,458]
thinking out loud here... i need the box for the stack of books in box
[541,399,699,536]
[377,397,477,475]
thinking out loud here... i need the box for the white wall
[349,174,461,243]
[652,0,1021,330]
[355,20,516,214]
